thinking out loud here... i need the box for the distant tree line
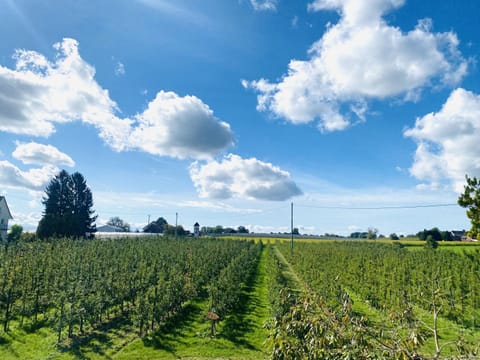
[200,225,249,235]
[350,227,378,239]
[349,227,460,242]
[416,227,454,241]
[143,217,188,236]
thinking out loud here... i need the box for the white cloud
[0,39,234,159]
[0,38,128,139]
[12,142,75,167]
[307,0,405,22]
[0,160,58,191]
[244,0,467,132]
[114,62,125,76]
[405,88,480,192]
[250,0,278,11]
[129,91,234,159]
[8,210,42,230]
[0,39,130,150]
[189,154,302,201]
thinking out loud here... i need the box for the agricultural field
[0,236,479,359]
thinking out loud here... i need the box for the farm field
[0,236,479,359]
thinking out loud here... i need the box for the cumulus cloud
[244,0,467,132]
[250,0,278,11]
[0,38,126,138]
[405,88,480,192]
[12,142,75,167]
[189,154,302,201]
[0,39,233,159]
[129,91,234,159]
[0,161,57,191]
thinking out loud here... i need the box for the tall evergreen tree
[70,172,97,237]
[37,170,97,239]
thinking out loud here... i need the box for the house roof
[97,224,123,232]
[0,196,13,220]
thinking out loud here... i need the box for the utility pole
[147,214,151,225]
[291,202,294,250]
[175,212,178,240]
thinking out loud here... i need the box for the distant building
[97,224,123,232]
[450,230,466,241]
[194,222,200,237]
[0,196,13,241]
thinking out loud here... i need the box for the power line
[295,203,457,210]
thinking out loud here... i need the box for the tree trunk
[4,289,12,332]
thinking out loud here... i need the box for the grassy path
[270,245,305,293]
[114,246,271,359]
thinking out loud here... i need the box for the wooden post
[206,311,220,337]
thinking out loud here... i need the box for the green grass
[0,310,141,359]
[0,326,61,360]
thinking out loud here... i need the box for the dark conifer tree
[37,170,97,239]
[70,172,97,237]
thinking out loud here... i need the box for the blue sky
[1,0,479,235]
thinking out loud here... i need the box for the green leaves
[273,241,479,358]
[0,237,255,343]
[458,175,480,239]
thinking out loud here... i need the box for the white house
[0,196,13,241]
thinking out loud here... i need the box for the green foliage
[458,175,480,238]
[417,228,442,241]
[277,241,480,357]
[199,225,250,235]
[209,242,261,319]
[0,236,254,344]
[0,237,478,358]
[350,231,368,239]
[19,232,37,242]
[201,225,225,235]
[424,235,439,250]
[7,224,22,244]
[367,227,378,239]
[237,225,249,234]
[163,224,187,236]
[264,245,296,318]
[389,233,399,240]
[37,170,97,239]
[268,290,430,360]
[440,230,453,241]
[143,217,167,233]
